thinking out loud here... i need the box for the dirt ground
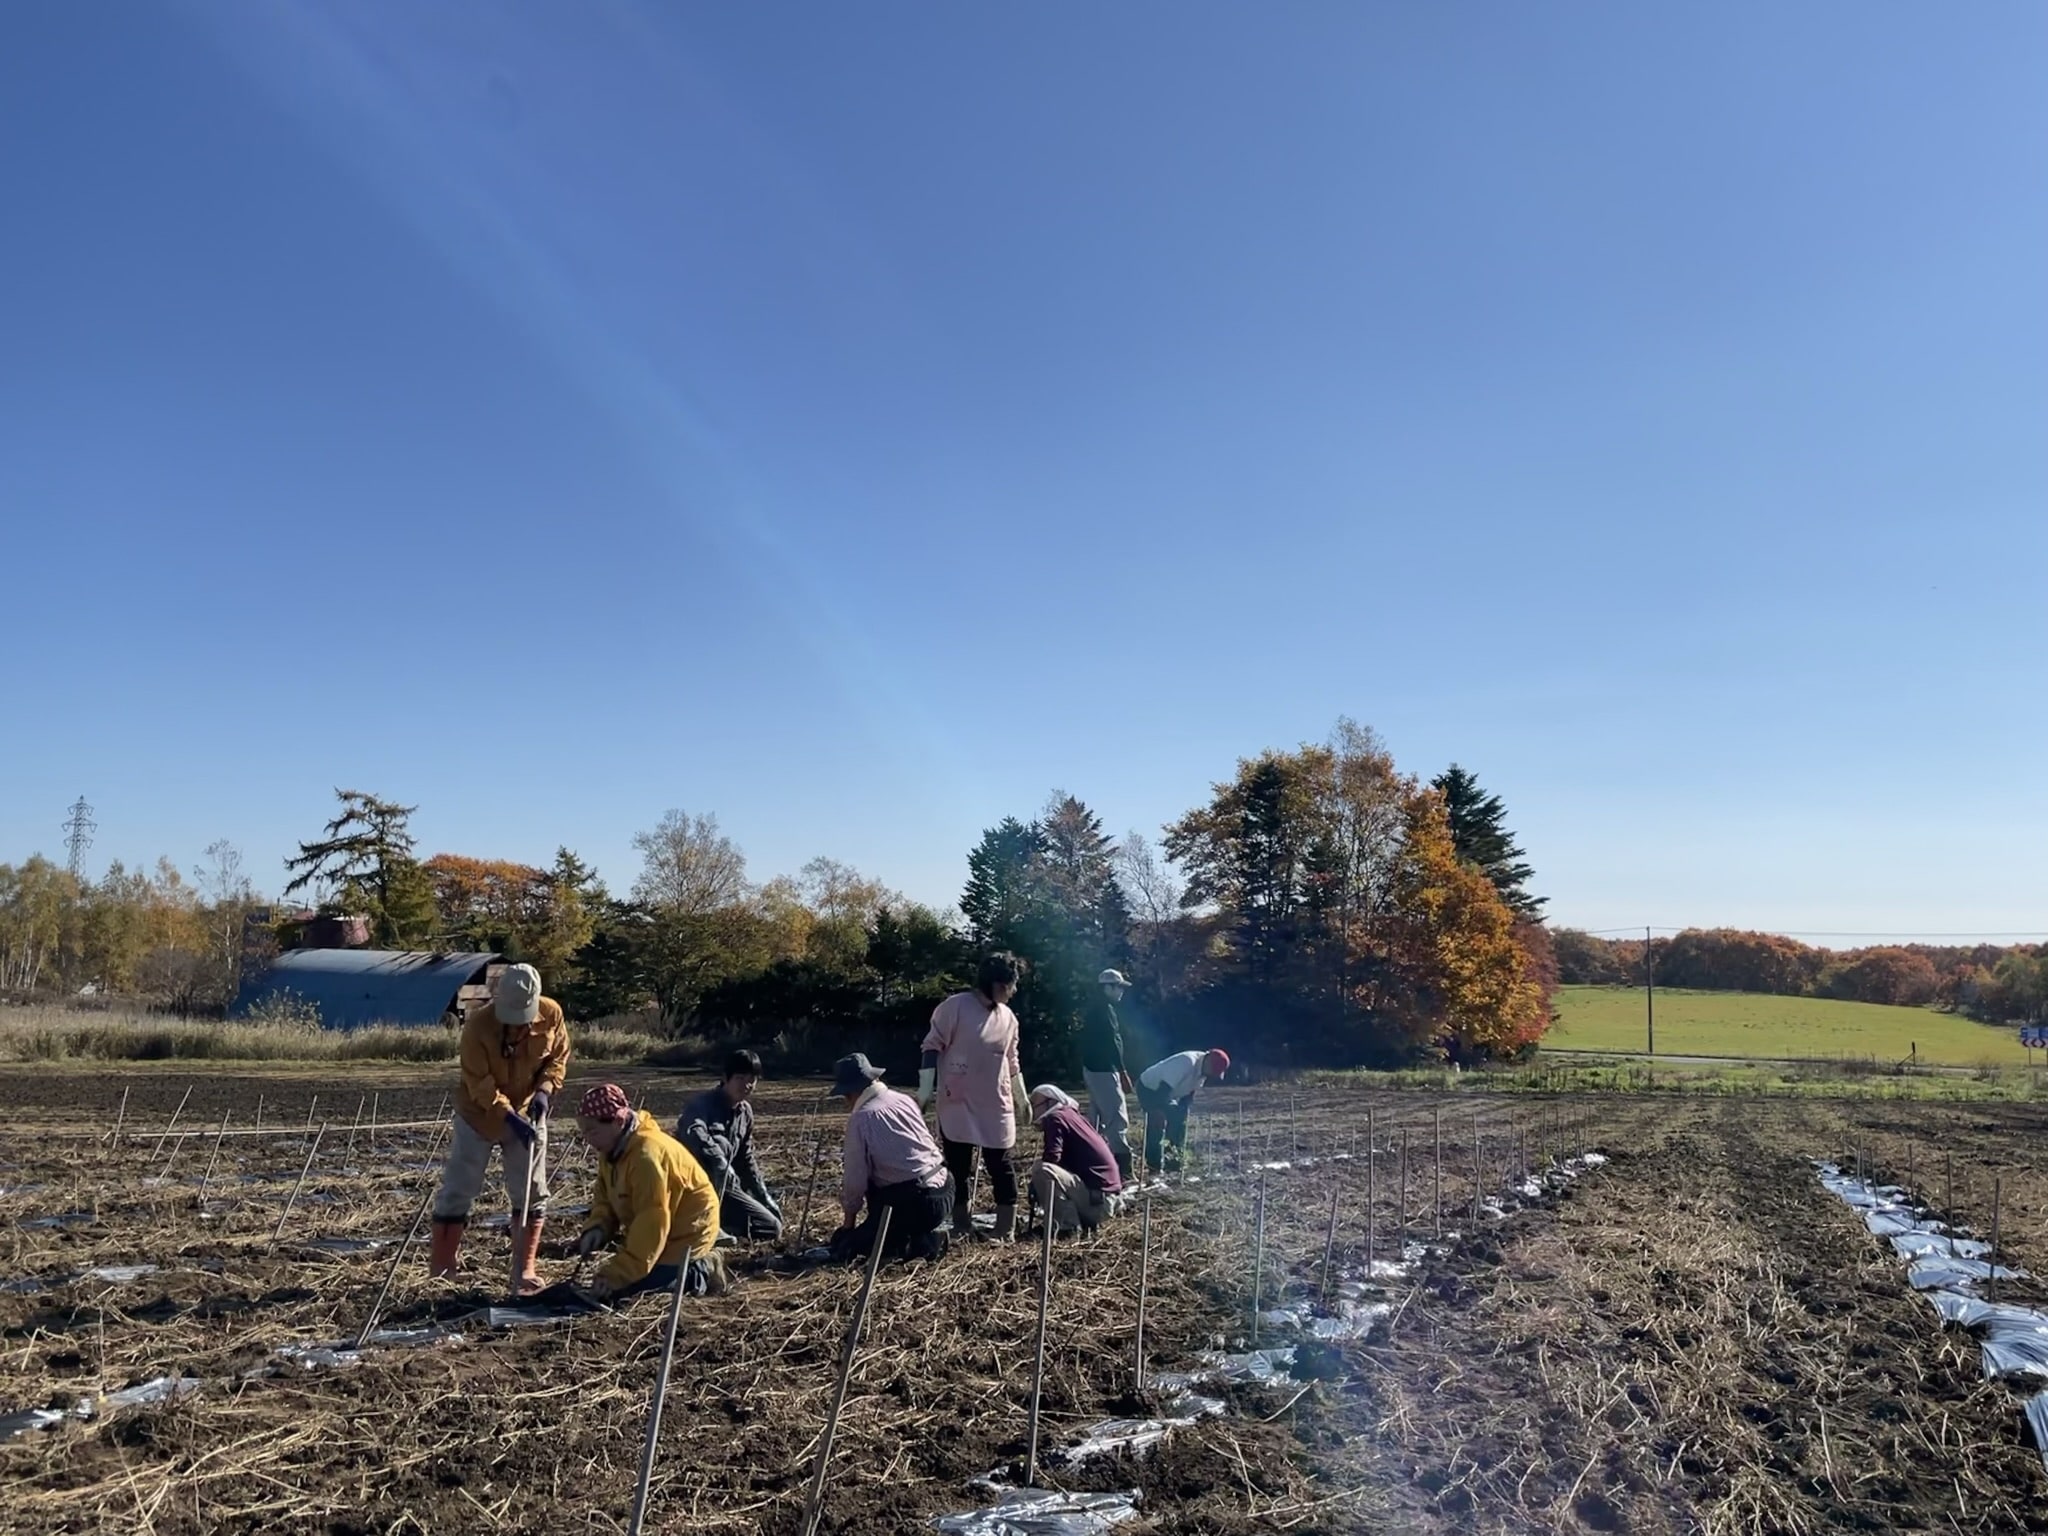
[3,1068,2046,1533]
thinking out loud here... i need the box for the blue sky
[3,4,2043,940]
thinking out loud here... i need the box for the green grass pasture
[1549,985,2029,1066]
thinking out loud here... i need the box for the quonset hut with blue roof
[230,949,502,1031]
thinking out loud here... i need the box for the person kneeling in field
[677,1049,782,1242]
[1025,1085,1122,1235]
[571,1083,727,1300]
[829,1053,953,1263]
[1136,1048,1229,1176]
[429,963,570,1296]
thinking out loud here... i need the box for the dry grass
[0,1003,651,1064]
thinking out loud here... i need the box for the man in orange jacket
[428,963,570,1295]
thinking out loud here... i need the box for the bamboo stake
[1472,1117,1483,1222]
[1024,1197,1058,1484]
[269,1124,327,1250]
[1433,1108,1442,1239]
[355,1178,439,1350]
[1366,1109,1376,1275]
[1946,1150,1955,1258]
[159,1131,191,1182]
[110,1086,130,1152]
[800,1206,893,1536]
[1319,1177,1341,1301]
[627,1237,700,1536]
[254,1094,263,1132]
[1397,1128,1408,1253]
[305,1095,318,1136]
[344,1096,366,1161]
[794,1126,830,1251]
[369,1094,379,1148]
[1134,1193,1153,1391]
[148,1085,195,1160]
[1990,1177,2003,1304]
[1250,1167,1268,1343]
[197,1112,232,1204]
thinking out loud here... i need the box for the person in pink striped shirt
[829,1053,953,1262]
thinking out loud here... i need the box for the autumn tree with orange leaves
[1163,719,1552,1066]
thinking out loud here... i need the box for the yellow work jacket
[584,1113,720,1287]
[457,998,570,1140]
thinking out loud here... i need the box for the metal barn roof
[231,949,499,1031]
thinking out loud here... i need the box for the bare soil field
[3,1069,2045,1533]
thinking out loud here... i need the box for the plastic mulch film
[1057,1394,1224,1466]
[95,1376,203,1412]
[273,1325,466,1372]
[1920,1293,2048,1382]
[1906,1255,2024,1291]
[0,1408,66,1442]
[82,1265,159,1283]
[1149,1347,1296,1393]
[485,1304,588,1328]
[930,1488,1141,1534]
[1891,1232,1990,1261]
[1817,1162,2048,1467]
[2026,1393,2048,1466]
[295,1237,405,1256]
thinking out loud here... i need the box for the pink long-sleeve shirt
[922,989,1022,1150]
[841,1083,947,1221]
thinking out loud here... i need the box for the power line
[61,796,95,878]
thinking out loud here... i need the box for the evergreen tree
[960,817,1046,949]
[1430,766,1545,918]
[283,789,437,946]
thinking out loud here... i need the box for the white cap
[495,963,542,1025]
[1098,969,1130,988]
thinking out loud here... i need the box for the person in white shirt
[1135,1048,1230,1175]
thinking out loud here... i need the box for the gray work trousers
[720,1187,783,1242]
[432,1114,549,1223]
[1083,1070,1133,1174]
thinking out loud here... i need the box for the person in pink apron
[920,952,1029,1241]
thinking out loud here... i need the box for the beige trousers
[1029,1161,1109,1233]
[432,1114,549,1223]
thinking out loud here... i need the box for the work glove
[575,1227,606,1259]
[1011,1074,1029,1115]
[528,1090,551,1121]
[1119,1071,1133,1094]
[502,1110,538,1148]
[917,1067,936,1108]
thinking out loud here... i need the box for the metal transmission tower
[62,797,96,877]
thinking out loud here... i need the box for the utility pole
[1644,925,1655,1057]
[62,797,96,878]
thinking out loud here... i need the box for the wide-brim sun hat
[829,1053,886,1098]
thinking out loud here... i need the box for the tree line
[3,719,1556,1073]
[1555,927,2048,1024]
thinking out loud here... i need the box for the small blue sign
[2022,1025,2048,1049]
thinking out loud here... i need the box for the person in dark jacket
[676,1050,781,1241]
[1078,969,1136,1184]
[1025,1084,1122,1234]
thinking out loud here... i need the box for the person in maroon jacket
[1025,1084,1123,1235]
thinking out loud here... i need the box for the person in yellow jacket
[428,963,570,1295]
[572,1082,727,1300]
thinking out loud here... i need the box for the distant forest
[2,720,1558,1075]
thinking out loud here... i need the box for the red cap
[1204,1049,1231,1078]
